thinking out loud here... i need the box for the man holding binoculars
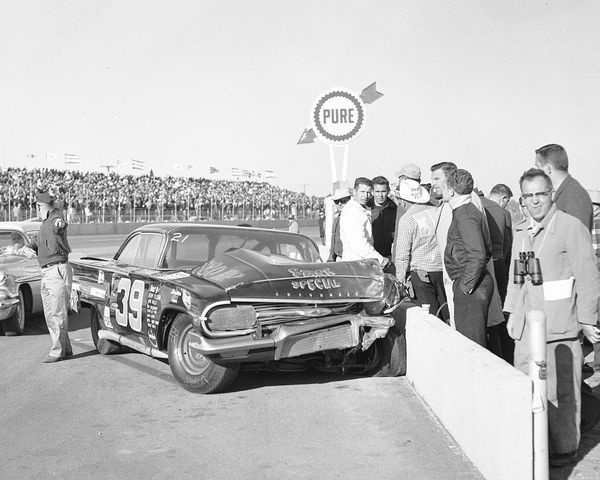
[504,168,600,467]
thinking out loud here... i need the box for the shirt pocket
[544,297,576,335]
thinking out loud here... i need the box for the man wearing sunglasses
[327,188,351,262]
[505,168,600,467]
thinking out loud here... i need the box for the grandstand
[0,167,323,223]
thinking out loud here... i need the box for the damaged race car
[71,224,407,393]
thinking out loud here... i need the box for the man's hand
[506,313,517,339]
[380,257,390,267]
[15,246,36,258]
[582,325,600,344]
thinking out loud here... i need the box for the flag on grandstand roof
[64,153,81,166]
[132,158,145,171]
[263,169,277,178]
[232,167,251,178]
[209,166,219,174]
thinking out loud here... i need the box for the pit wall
[67,219,316,236]
[405,306,533,480]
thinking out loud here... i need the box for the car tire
[91,306,125,355]
[3,289,26,336]
[369,325,407,377]
[168,313,239,394]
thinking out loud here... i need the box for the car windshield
[162,227,320,269]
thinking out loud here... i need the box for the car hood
[192,248,385,303]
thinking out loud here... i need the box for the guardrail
[404,306,533,480]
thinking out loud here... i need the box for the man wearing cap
[585,189,600,388]
[395,178,448,320]
[327,187,351,261]
[20,192,73,363]
[392,163,422,260]
[340,178,388,267]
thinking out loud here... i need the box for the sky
[1,0,599,197]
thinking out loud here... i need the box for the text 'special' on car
[71,224,407,393]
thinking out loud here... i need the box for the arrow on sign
[297,128,317,144]
[360,82,383,104]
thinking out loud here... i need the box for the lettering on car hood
[193,249,385,302]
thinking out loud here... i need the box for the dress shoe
[43,355,62,363]
[65,351,73,358]
[549,450,577,468]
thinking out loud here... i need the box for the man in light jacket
[505,168,600,468]
[340,177,389,268]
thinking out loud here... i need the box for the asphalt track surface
[1,229,599,479]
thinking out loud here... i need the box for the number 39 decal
[115,278,145,331]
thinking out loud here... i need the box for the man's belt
[41,261,66,269]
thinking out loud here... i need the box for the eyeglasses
[521,190,552,202]
[334,197,350,205]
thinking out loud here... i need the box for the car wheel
[91,306,125,355]
[168,313,240,394]
[3,289,26,336]
[367,325,407,377]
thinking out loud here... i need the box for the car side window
[0,231,26,249]
[164,233,210,268]
[116,233,164,268]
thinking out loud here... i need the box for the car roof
[132,222,309,240]
[0,221,41,234]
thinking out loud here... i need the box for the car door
[109,232,165,342]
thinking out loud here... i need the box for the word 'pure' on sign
[322,108,355,124]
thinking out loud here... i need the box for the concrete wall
[405,306,533,480]
[67,219,317,236]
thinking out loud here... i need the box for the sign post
[297,82,383,257]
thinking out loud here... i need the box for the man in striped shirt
[394,178,448,321]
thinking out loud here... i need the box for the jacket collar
[527,204,558,236]
[448,194,471,210]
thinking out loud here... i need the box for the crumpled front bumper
[187,314,395,361]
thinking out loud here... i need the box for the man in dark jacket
[535,144,593,231]
[441,169,494,346]
[20,193,73,363]
[370,176,397,268]
[481,184,514,363]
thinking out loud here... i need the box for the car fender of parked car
[0,221,44,335]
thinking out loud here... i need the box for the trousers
[40,263,73,358]
[410,270,448,322]
[515,331,582,454]
[452,271,494,347]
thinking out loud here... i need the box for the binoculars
[513,251,543,285]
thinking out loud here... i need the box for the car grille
[279,324,354,358]
[253,303,361,326]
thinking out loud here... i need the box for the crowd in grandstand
[0,167,323,223]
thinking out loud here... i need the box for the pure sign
[311,88,366,145]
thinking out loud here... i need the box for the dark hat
[36,192,54,205]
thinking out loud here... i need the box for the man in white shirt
[340,177,389,267]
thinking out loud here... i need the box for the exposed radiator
[279,324,355,358]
